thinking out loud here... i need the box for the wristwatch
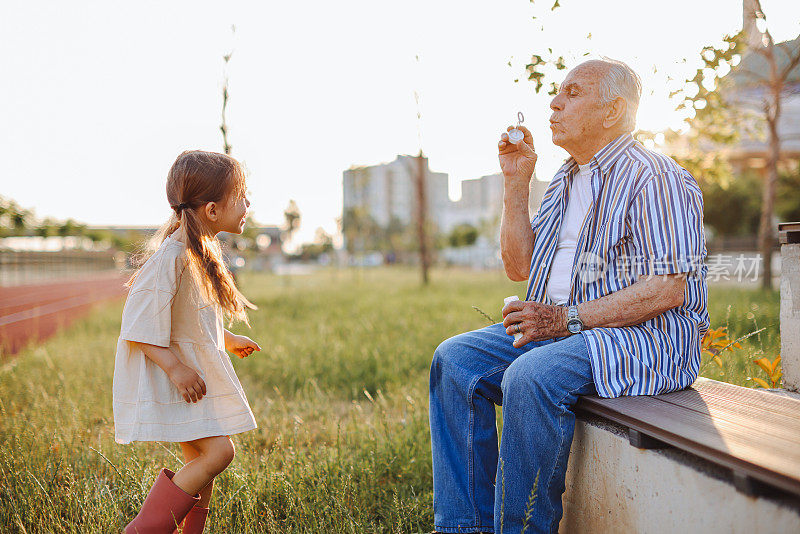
[566,305,583,334]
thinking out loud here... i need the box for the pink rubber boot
[180,506,210,533]
[125,468,200,533]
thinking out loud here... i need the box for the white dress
[113,234,257,444]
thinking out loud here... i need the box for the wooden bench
[574,377,800,498]
[558,377,800,532]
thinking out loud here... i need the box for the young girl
[114,150,261,533]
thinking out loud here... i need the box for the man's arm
[502,273,687,348]
[497,125,538,282]
[577,273,686,328]
[500,180,534,282]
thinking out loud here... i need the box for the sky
[1,0,799,248]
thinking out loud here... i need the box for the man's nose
[550,95,563,111]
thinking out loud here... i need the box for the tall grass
[703,285,780,387]
[0,268,779,532]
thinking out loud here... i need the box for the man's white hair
[580,57,642,132]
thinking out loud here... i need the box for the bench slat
[691,378,800,420]
[654,385,800,436]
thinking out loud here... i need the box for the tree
[298,227,334,261]
[282,200,302,249]
[414,151,431,285]
[447,223,479,248]
[341,207,382,256]
[777,161,800,223]
[679,0,800,288]
[57,219,86,237]
[35,217,59,238]
[220,25,235,155]
[412,55,431,286]
[0,197,31,236]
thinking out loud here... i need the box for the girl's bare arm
[133,342,207,403]
[223,329,262,358]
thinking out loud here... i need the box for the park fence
[0,249,122,286]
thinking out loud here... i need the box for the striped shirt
[525,133,709,398]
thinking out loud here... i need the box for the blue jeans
[429,323,596,534]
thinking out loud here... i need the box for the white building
[344,158,549,234]
[342,155,550,266]
[444,172,549,233]
[342,155,450,230]
[442,173,503,232]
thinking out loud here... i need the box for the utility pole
[220,25,235,155]
[413,55,430,285]
[415,149,430,285]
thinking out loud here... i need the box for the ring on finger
[515,324,521,334]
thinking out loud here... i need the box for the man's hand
[498,125,538,184]
[226,334,262,359]
[502,300,568,348]
[166,362,207,403]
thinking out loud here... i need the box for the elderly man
[428,58,708,533]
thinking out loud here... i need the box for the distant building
[443,173,504,232]
[341,155,549,265]
[444,173,549,233]
[343,155,450,230]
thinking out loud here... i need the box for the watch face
[567,321,581,334]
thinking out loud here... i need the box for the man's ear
[204,201,219,222]
[603,96,626,129]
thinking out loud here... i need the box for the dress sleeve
[119,249,182,347]
[628,169,706,277]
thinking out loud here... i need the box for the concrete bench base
[561,415,800,534]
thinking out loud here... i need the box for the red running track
[0,273,129,356]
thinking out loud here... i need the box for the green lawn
[0,268,780,532]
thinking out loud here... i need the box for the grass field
[0,268,780,533]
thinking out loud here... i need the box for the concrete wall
[561,417,800,534]
[782,243,800,392]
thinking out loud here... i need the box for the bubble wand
[508,111,526,144]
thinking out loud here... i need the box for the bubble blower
[503,295,523,342]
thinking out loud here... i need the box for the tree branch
[779,45,800,81]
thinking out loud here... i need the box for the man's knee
[430,335,462,387]
[500,352,552,401]
[430,331,484,392]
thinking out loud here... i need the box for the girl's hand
[167,362,207,403]
[228,334,262,359]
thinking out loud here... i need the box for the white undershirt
[545,163,594,305]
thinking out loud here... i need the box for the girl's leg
[171,436,235,497]
[180,442,214,507]
[124,469,200,533]
[124,436,232,533]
